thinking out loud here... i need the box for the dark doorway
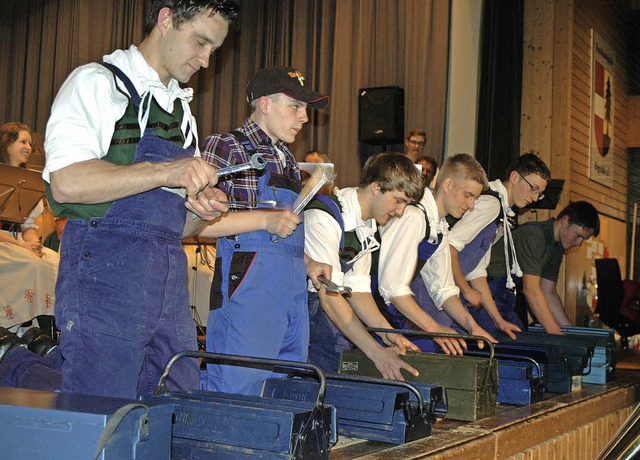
[475,0,524,179]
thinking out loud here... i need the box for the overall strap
[411,201,432,241]
[102,62,142,111]
[230,130,257,154]
[306,194,359,272]
[308,194,345,250]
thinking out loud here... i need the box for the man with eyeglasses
[404,128,427,162]
[447,153,551,338]
[486,200,600,334]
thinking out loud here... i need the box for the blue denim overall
[305,195,358,374]
[458,223,521,333]
[307,290,353,373]
[206,168,307,396]
[0,346,62,392]
[55,65,198,399]
[407,238,462,351]
[473,275,525,333]
[457,222,498,275]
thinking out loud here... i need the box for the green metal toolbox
[339,349,498,421]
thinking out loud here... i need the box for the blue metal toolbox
[494,330,597,382]
[144,351,336,460]
[528,325,616,384]
[261,373,447,444]
[0,387,173,460]
[464,348,545,405]
[471,341,572,394]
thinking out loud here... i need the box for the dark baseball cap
[246,66,330,110]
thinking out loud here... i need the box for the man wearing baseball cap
[199,66,330,395]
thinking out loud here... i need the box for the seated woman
[0,122,59,330]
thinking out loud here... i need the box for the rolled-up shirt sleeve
[344,257,373,293]
[304,208,347,290]
[377,206,425,303]
[304,208,373,293]
[420,235,460,309]
[43,65,127,182]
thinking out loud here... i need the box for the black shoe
[20,327,57,357]
[0,327,26,363]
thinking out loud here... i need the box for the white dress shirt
[43,45,198,182]
[378,188,458,309]
[304,187,377,293]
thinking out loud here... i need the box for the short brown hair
[406,128,427,140]
[435,153,488,191]
[360,153,424,202]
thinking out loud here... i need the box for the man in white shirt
[448,153,550,337]
[42,0,238,399]
[376,153,496,352]
[304,153,425,379]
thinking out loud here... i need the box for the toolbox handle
[366,328,495,360]
[155,351,327,406]
[465,350,545,390]
[580,355,593,377]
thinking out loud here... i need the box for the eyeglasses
[407,138,425,146]
[575,227,592,240]
[519,173,545,200]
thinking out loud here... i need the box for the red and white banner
[589,30,615,188]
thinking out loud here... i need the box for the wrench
[318,275,352,295]
[216,154,267,178]
[215,200,285,209]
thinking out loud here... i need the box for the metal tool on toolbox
[148,351,336,460]
[215,154,267,178]
[214,199,285,209]
[317,275,352,295]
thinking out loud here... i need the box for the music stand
[0,164,46,224]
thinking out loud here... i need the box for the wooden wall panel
[571,0,629,222]
[521,0,631,322]
[630,97,640,147]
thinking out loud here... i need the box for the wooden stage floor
[330,364,640,460]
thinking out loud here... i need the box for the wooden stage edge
[331,369,640,460]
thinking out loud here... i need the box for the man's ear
[370,182,381,194]
[441,177,452,193]
[508,170,519,184]
[257,96,270,114]
[157,7,173,34]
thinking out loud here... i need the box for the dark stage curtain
[0,0,449,188]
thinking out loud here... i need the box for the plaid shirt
[201,118,301,208]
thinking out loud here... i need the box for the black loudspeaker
[358,86,404,144]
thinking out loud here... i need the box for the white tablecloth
[0,242,59,328]
[184,243,215,329]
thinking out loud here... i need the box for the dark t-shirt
[488,218,564,281]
